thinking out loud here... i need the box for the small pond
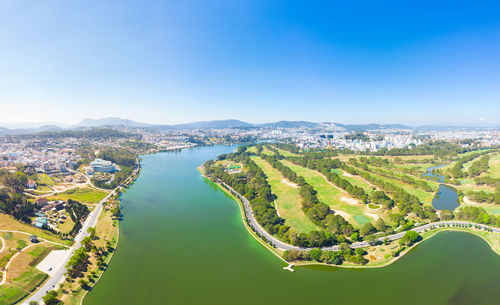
[424,165,460,210]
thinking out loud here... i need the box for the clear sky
[1,0,499,126]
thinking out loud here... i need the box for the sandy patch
[333,209,351,220]
[342,171,355,178]
[365,212,379,220]
[341,196,359,205]
[281,179,298,188]
[463,196,479,206]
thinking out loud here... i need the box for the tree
[360,223,375,235]
[328,251,344,265]
[79,278,89,289]
[81,236,92,251]
[440,210,454,220]
[87,227,96,239]
[375,218,387,232]
[350,232,360,242]
[309,248,323,261]
[42,290,60,305]
[399,230,420,246]
[355,248,367,256]
[111,206,121,218]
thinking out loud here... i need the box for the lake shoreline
[200,166,500,269]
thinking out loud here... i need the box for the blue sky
[1,0,499,126]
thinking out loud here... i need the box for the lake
[84,146,500,305]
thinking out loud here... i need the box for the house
[27,180,37,189]
[33,216,48,228]
[42,200,66,211]
[34,198,48,206]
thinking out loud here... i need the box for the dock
[283,264,294,272]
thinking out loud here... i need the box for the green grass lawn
[353,215,370,225]
[251,156,318,233]
[261,146,275,156]
[49,187,109,204]
[393,163,434,172]
[486,152,500,178]
[247,146,257,153]
[333,169,375,193]
[9,269,47,292]
[37,173,55,186]
[352,164,437,206]
[0,286,27,305]
[273,147,299,157]
[281,160,375,227]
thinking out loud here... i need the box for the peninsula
[202,143,500,267]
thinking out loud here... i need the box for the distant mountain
[77,117,153,128]
[0,125,64,135]
[0,117,497,135]
[258,121,320,128]
[0,122,68,129]
[159,119,253,130]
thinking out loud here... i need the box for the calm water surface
[85,146,500,305]
[424,165,460,210]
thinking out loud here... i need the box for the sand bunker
[281,179,298,188]
[333,209,352,220]
[365,212,379,220]
[341,196,359,205]
[463,196,478,206]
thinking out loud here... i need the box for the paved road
[217,180,500,252]
[22,165,139,304]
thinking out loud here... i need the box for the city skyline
[1,1,500,125]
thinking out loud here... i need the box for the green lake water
[84,146,500,305]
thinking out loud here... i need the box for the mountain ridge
[0,117,498,135]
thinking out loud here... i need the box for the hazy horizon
[0,116,499,130]
[1,1,500,125]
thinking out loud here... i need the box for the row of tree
[355,157,434,192]
[286,156,369,203]
[449,151,493,179]
[283,243,369,265]
[347,159,425,216]
[259,154,339,247]
[468,154,491,177]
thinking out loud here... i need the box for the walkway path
[22,163,139,305]
[216,179,500,252]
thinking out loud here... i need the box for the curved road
[218,180,500,251]
[22,165,139,305]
